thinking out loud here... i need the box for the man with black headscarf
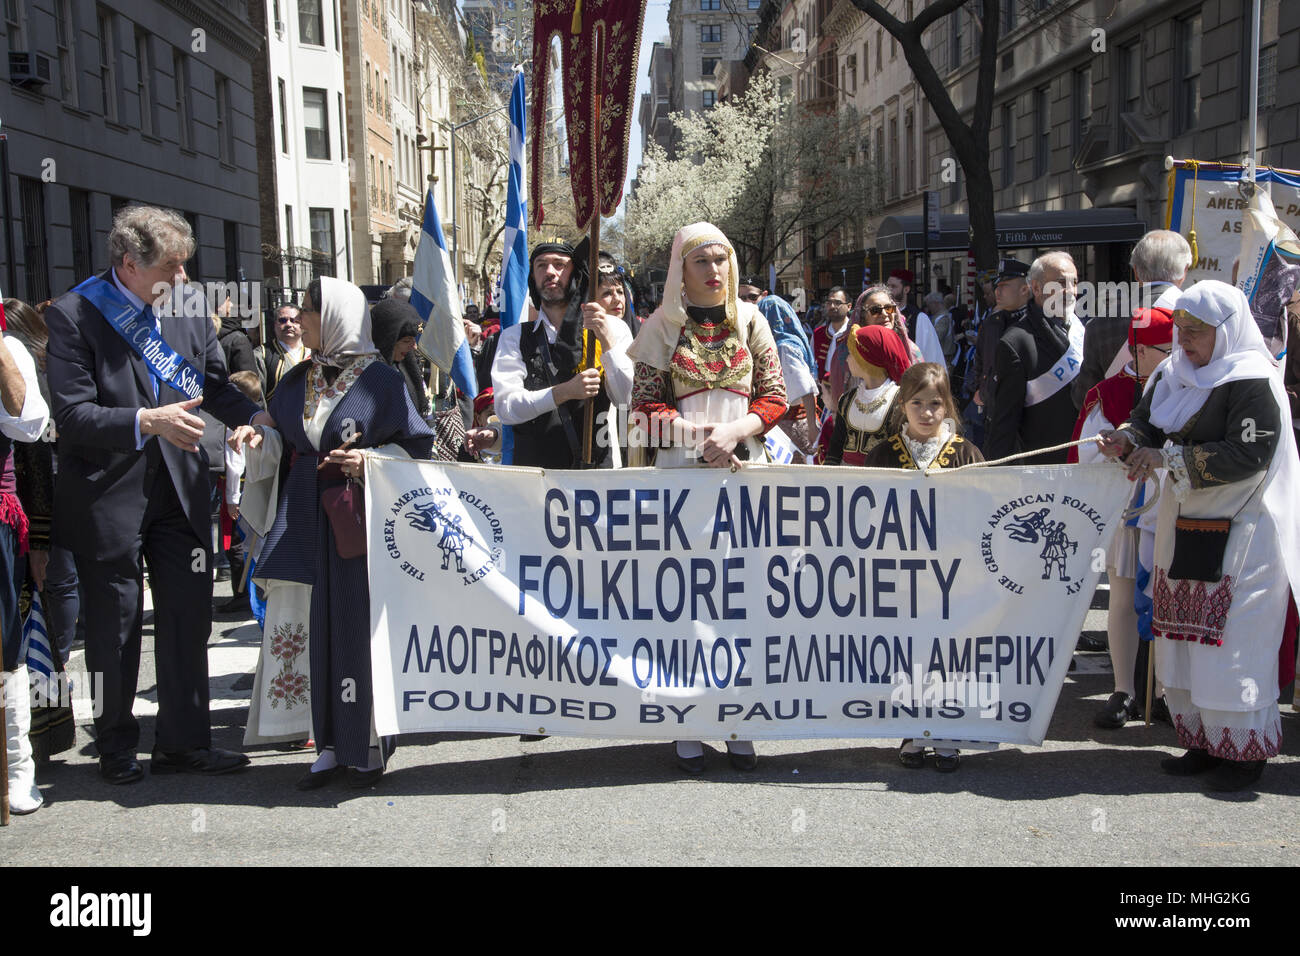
[490,241,634,468]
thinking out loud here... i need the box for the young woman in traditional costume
[628,222,787,773]
[757,294,820,458]
[243,277,433,788]
[824,323,911,465]
[1099,280,1300,792]
[862,363,982,770]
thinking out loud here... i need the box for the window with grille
[700,0,719,9]
[702,89,716,108]
[19,178,50,303]
[701,23,721,43]
[310,208,336,277]
[1116,39,1140,151]
[1073,66,1091,152]
[701,56,718,76]
[216,75,234,164]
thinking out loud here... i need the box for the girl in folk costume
[757,295,820,458]
[628,222,787,773]
[1071,307,1174,729]
[243,277,433,788]
[863,363,982,771]
[825,324,911,465]
[1100,281,1300,791]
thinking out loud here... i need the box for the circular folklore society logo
[981,491,1107,597]
[382,485,507,587]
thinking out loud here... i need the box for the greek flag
[21,592,54,677]
[413,189,477,398]
[500,67,529,463]
[501,69,528,332]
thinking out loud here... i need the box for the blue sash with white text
[74,275,205,401]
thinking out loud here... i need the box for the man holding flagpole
[491,241,633,469]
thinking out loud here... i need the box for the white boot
[4,665,43,814]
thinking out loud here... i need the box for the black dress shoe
[151,747,251,775]
[295,766,339,790]
[347,766,384,788]
[1205,759,1265,792]
[99,754,144,785]
[727,750,758,772]
[1160,748,1222,776]
[1148,695,1173,726]
[898,742,926,769]
[676,754,706,774]
[214,568,231,582]
[1094,691,1139,729]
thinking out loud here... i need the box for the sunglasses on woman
[866,303,898,316]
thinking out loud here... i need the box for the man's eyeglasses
[866,303,898,316]
[1147,344,1172,354]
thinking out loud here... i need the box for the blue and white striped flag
[21,591,54,679]
[499,66,529,465]
[413,190,477,398]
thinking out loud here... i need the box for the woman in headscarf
[851,285,924,366]
[628,222,787,773]
[369,296,428,418]
[243,277,433,788]
[758,294,820,458]
[1100,280,1300,792]
[825,324,911,465]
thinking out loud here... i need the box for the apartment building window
[338,91,346,160]
[19,177,50,303]
[1116,39,1140,151]
[55,0,79,107]
[701,23,721,43]
[1173,14,1200,135]
[701,56,718,77]
[333,0,340,48]
[70,187,93,277]
[285,204,294,252]
[702,89,716,108]
[278,78,289,152]
[1242,1,1278,114]
[216,76,235,164]
[97,7,119,123]
[1073,65,1091,151]
[384,78,391,120]
[174,51,193,149]
[1034,87,1049,177]
[954,12,970,72]
[299,0,323,46]
[876,30,882,72]
[747,0,760,8]
[185,211,202,280]
[846,55,856,93]
[309,208,336,277]
[874,125,885,204]
[862,42,868,81]
[888,116,899,199]
[136,30,156,136]
[1000,0,1016,35]
[365,60,372,109]
[700,0,720,9]
[224,220,239,280]
[904,108,915,194]
[303,87,329,159]
[1001,102,1015,187]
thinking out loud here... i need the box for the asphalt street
[3,578,1296,866]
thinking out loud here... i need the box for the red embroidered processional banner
[530,0,646,231]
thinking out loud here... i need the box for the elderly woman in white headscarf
[244,277,434,789]
[1100,280,1300,792]
[628,222,787,773]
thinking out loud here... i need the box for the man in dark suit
[985,252,1083,464]
[1071,229,1189,408]
[44,205,272,784]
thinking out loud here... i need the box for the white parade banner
[366,458,1131,746]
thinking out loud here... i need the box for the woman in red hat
[824,322,912,465]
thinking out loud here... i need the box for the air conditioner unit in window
[9,51,52,87]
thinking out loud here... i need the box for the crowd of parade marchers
[2,207,1296,820]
